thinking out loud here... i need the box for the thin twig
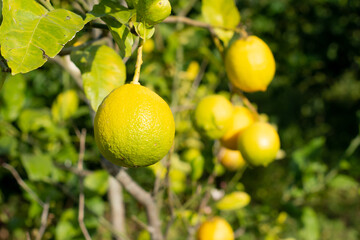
[101,158,164,240]
[54,162,92,176]
[1,163,44,207]
[234,89,260,120]
[164,148,175,239]
[36,201,50,240]
[198,172,216,214]
[77,129,92,240]
[187,59,209,100]
[131,215,152,232]
[131,40,144,85]
[164,16,246,34]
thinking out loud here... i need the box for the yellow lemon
[220,106,255,150]
[193,95,234,139]
[237,122,280,167]
[94,84,175,167]
[218,147,246,171]
[225,36,276,92]
[197,217,234,240]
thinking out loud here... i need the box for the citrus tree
[1,0,360,240]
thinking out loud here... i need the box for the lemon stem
[131,39,144,85]
[236,90,260,120]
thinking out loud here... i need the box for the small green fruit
[137,0,171,26]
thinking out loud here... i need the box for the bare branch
[77,129,92,240]
[1,163,44,207]
[108,176,128,239]
[101,158,164,240]
[36,201,50,240]
[131,40,144,85]
[131,215,151,232]
[54,162,93,177]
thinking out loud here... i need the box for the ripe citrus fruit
[218,147,246,171]
[193,95,234,139]
[197,217,234,240]
[220,106,255,150]
[225,36,276,92]
[237,122,280,167]
[94,84,175,167]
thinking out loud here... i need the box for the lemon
[225,36,276,92]
[94,84,175,167]
[218,147,246,171]
[193,95,234,139]
[197,217,234,240]
[220,106,255,150]
[237,122,280,167]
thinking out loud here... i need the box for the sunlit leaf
[21,154,53,181]
[102,17,134,58]
[71,45,126,111]
[84,170,109,195]
[17,109,53,133]
[216,191,251,211]
[0,0,84,74]
[134,22,155,40]
[202,0,240,46]
[85,0,136,24]
[51,89,79,123]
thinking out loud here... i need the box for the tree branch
[108,176,127,240]
[36,201,50,240]
[76,129,92,240]
[101,158,164,240]
[131,40,144,85]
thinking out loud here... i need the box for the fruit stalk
[131,40,144,85]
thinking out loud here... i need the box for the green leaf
[190,155,205,181]
[0,136,18,156]
[299,207,320,240]
[0,71,5,91]
[0,74,26,121]
[71,45,126,111]
[85,0,136,24]
[51,89,79,123]
[102,17,134,58]
[201,0,240,46]
[21,154,53,181]
[134,22,155,40]
[84,170,109,195]
[17,109,53,133]
[0,0,84,74]
[216,191,251,211]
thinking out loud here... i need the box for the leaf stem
[131,39,144,85]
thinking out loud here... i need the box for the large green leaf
[0,0,84,74]
[21,153,53,181]
[85,0,136,24]
[202,0,240,46]
[51,89,79,123]
[299,207,320,240]
[71,45,126,111]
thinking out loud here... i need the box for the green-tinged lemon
[193,95,234,139]
[94,83,175,167]
[237,122,280,167]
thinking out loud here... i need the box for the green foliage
[0,0,83,74]
[0,0,359,239]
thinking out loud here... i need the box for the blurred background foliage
[0,0,359,239]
